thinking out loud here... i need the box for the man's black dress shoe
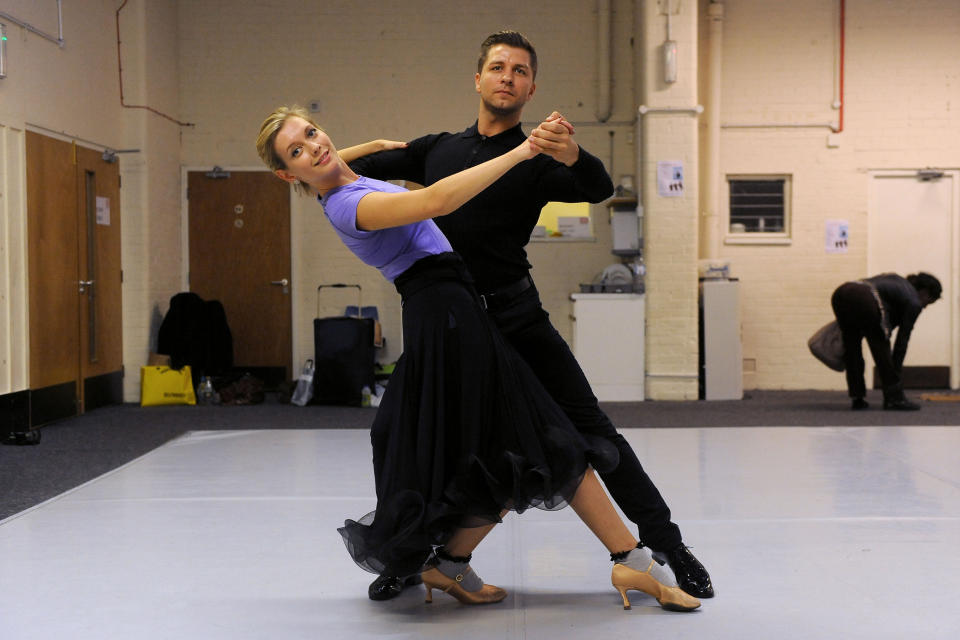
[883,397,921,411]
[653,544,714,598]
[368,574,423,601]
[851,398,869,411]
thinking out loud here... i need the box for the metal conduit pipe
[836,0,845,132]
[720,0,844,134]
[0,0,64,47]
[632,0,644,221]
[115,0,193,126]
[722,122,839,132]
[595,0,613,123]
[639,105,703,115]
[701,1,724,261]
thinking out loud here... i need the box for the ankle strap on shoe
[436,548,472,564]
[610,543,641,563]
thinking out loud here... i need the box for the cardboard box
[557,216,592,238]
[148,352,172,366]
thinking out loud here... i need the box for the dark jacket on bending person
[862,273,924,372]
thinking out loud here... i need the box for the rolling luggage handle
[313,284,375,406]
[317,283,362,318]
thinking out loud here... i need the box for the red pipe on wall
[116,0,193,127]
[838,0,845,133]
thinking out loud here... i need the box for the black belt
[479,276,532,310]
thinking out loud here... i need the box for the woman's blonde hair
[256,105,322,195]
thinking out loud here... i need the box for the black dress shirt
[349,122,614,293]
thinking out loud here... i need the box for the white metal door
[868,170,959,388]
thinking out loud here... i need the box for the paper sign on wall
[657,161,684,197]
[96,196,111,226]
[825,219,848,253]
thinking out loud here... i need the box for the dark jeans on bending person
[831,282,903,400]
[484,280,682,551]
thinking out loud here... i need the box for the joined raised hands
[516,133,544,160]
[529,111,580,166]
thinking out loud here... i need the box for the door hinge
[118,174,122,189]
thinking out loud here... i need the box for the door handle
[79,280,95,294]
[271,278,290,294]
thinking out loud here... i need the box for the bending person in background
[256,105,700,612]
[831,272,941,411]
[349,29,714,601]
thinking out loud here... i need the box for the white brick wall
[0,125,28,395]
[641,0,701,399]
[119,0,184,401]
[718,0,960,390]
[4,0,960,403]
[177,0,636,369]
[0,0,182,401]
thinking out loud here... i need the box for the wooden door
[188,171,292,381]
[27,132,80,420]
[26,132,124,423]
[75,146,124,411]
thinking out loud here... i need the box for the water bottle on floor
[361,385,372,408]
[291,359,315,407]
[198,376,216,405]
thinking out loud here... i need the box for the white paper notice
[96,196,110,226]
[657,161,684,197]
[825,219,848,253]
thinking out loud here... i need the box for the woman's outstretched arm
[354,136,539,231]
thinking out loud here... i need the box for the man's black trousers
[484,280,682,550]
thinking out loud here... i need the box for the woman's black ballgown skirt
[338,253,618,577]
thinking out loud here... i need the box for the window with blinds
[727,176,790,235]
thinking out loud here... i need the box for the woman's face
[273,116,338,187]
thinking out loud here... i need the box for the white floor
[2,426,959,640]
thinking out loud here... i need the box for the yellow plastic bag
[140,365,197,406]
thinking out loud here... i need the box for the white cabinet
[570,293,644,401]
[701,279,743,400]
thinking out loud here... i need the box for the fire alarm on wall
[662,39,677,84]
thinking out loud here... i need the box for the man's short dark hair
[907,272,942,301]
[477,30,538,79]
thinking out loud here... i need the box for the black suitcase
[313,284,376,406]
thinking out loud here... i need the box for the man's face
[475,44,536,117]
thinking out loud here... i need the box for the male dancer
[351,30,713,601]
